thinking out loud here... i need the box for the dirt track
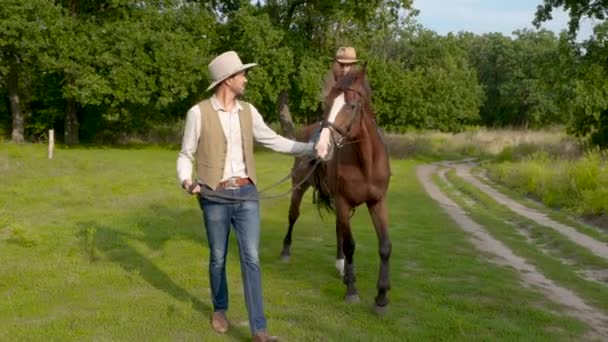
[447,161,608,260]
[417,163,608,339]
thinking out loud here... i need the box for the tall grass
[384,127,607,221]
[486,149,608,217]
[385,127,581,160]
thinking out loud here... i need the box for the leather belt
[218,177,252,189]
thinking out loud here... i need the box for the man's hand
[315,128,332,160]
[182,180,201,195]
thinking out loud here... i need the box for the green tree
[259,0,417,124]
[47,1,217,143]
[566,23,608,145]
[366,28,483,132]
[535,0,608,146]
[0,0,60,142]
[466,33,513,126]
[534,0,607,37]
[466,30,566,128]
[501,29,562,128]
[222,5,294,120]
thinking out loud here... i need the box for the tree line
[1,0,606,146]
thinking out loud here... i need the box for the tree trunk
[63,1,80,145]
[64,97,80,144]
[21,73,34,140]
[8,68,24,143]
[70,0,79,15]
[277,90,295,139]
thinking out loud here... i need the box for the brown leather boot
[252,330,279,342]
[211,311,229,334]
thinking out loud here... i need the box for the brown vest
[195,99,257,190]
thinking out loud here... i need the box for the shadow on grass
[76,204,254,340]
[77,221,208,308]
[76,201,352,340]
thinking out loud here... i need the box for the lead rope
[198,157,322,203]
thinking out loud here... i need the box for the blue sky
[412,0,595,40]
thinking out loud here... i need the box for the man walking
[177,51,312,341]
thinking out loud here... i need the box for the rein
[198,157,322,203]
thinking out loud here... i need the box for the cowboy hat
[335,46,358,64]
[206,51,256,91]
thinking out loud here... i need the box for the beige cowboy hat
[206,51,256,91]
[335,46,358,64]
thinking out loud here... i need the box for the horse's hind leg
[367,197,392,313]
[280,180,310,262]
[337,197,358,303]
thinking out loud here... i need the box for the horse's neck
[356,115,383,179]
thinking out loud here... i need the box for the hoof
[373,304,389,316]
[344,294,360,304]
[280,254,290,263]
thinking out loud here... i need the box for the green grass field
[0,144,594,340]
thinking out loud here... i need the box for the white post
[48,129,54,159]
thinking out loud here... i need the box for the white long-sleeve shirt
[177,95,313,184]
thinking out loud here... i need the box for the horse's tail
[312,162,335,216]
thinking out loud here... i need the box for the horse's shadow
[77,204,251,340]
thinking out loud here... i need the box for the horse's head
[315,65,371,161]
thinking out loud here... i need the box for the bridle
[321,87,364,149]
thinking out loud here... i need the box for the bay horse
[280,66,392,312]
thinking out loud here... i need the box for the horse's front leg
[335,222,345,277]
[367,197,391,314]
[280,178,310,262]
[336,196,358,303]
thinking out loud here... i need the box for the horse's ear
[357,62,368,79]
[354,62,367,81]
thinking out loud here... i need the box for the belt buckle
[226,177,239,189]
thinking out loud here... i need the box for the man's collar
[210,94,242,112]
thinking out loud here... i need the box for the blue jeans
[197,184,266,334]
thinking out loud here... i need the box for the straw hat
[206,51,256,91]
[335,46,358,64]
